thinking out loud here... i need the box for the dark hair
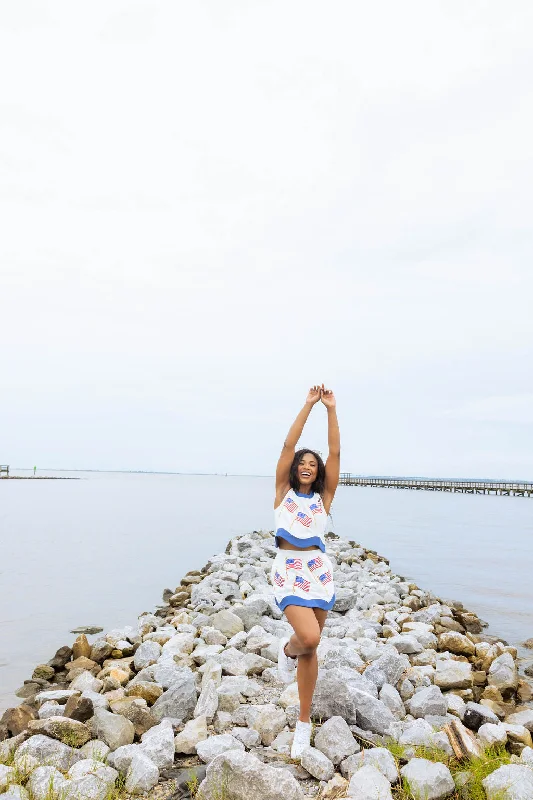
[289,448,326,496]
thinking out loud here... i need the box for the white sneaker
[291,720,312,759]
[277,636,297,683]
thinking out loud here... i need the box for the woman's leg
[283,606,328,722]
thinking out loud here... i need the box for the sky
[1,1,532,479]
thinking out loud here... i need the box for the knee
[299,631,321,652]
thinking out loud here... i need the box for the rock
[520,746,533,767]
[343,748,398,783]
[1,705,38,736]
[300,747,335,781]
[501,723,532,748]
[64,694,94,722]
[314,716,359,764]
[279,683,300,709]
[32,664,55,681]
[201,659,223,689]
[175,716,208,754]
[67,759,119,796]
[28,716,91,746]
[482,764,533,799]
[388,635,423,654]
[249,704,286,746]
[444,718,482,759]
[196,734,245,763]
[70,670,103,693]
[506,709,533,732]
[72,634,92,660]
[151,668,198,722]
[106,744,139,774]
[434,659,472,690]
[400,758,455,800]
[133,641,161,670]
[399,719,437,748]
[0,786,29,800]
[80,740,110,760]
[407,686,447,719]
[15,734,82,771]
[140,721,175,769]
[231,726,262,747]
[26,766,69,800]
[379,685,405,718]
[320,774,349,800]
[194,680,219,722]
[463,701,499,731]
[488,653,518,693]
[112,698,157,737]
[38,700,63,719]
[478,723,508,747]
[125,751,159,795]
[197,749,304,800]
[437,632,475,656]
[125,681,163,705]
[48,645,73,669]
[211,609,245,638]
[347,764,393,799]
[365,649,409,687]
[0,766,16,793]
[445,692,466,720]
[312,667,394,735]
[92,708,135,750]
[217,648,273,676]
[90,641,114,663]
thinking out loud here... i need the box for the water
[1,471,532,712]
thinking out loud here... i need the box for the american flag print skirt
[269,548,336,612]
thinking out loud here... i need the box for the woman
[270,384,340,759]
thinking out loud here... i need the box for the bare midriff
[276,537,321,552]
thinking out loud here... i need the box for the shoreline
[2,530,533,799]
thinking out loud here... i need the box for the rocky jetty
[1,530,533,800]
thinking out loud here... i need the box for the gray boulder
[140,720,175,769]
[15,735,82,771]
[314,716,359,764]
[211,609,245,637]
[194,679,219,722]
[151,668,197,722]
[92,708,135,751]
[343,748,398,783]
[249,704,286,746]
[133,641,161,670]
[364,649,409,688]
[175,716,208,754]
[347,765,393,799]
[196,734,245,764]
[400,758,454,800]
[125,751,159,795]
[379,685,405,718]
[26,767,68,800]
[198,750,304,800]
[300,747,335,781]
[407,686,447,719]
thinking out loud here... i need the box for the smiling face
[297,452,318,491]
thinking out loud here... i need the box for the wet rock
[92,708,135,750]
[314,716,359,764]
[198,749,304,800]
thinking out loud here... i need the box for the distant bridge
[339,473,533,497]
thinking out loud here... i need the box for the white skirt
[269,547,336,611]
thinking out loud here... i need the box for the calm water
[1,471,532,712]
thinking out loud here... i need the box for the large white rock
[0,766,16,793]
[70,671,103,694]
[150,667,198,722]
[488,653,518,692]
[400,758,454,800]
[434,660,472,690]
[125,751,159,795]
[175,716,208,754]
[140,721,175,769]
[482,764,533,799]
[347,764,393,799]
[15,735,82,771]
[92,708,135,751]
[196,734,245,764]
[408,686,447,719]
[198,749,304,800]
[26,767,68,800]
[211,609,245,638]
[379,684,405,718]
[79,740,110,761]
[133,641,162,670]
[194,679,219,722]
[314,716,359,765]
[300,747,335,781]
[0,785,29,799]
[249,703,286,746]
[343,748,398,784]
[478,723,508,747]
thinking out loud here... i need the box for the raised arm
[275,386,321,506]
[321,386,340,514]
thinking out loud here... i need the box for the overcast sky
[1,1,532,479]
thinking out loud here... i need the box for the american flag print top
[274,488,329,552]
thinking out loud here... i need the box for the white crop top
[274,489,328,552]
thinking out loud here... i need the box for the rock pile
[1,530,533,800]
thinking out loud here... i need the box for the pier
[0,464,9,478]
[339,473,533,497]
